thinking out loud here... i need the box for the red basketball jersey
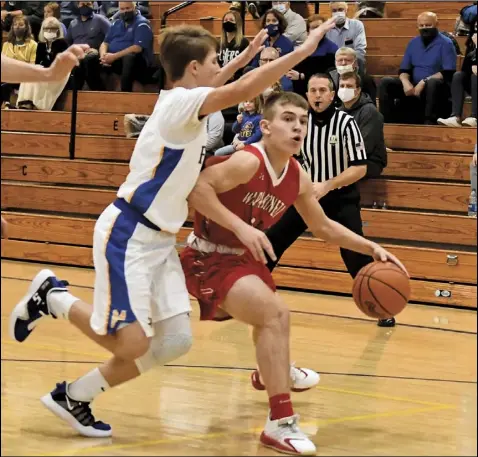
[193,144,301,248]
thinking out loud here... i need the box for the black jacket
[341,93,387,179]
[35,39,69,68]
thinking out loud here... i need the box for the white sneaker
[251,364,320,393]
[462,117,477,127]
[437,116,462,127]
[260,414,317,455]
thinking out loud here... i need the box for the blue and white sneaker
[41,382,112,438]
[9,269,69,343]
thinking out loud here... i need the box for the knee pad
[134,313,192,373]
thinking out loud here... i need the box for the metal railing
[161,1,196,28]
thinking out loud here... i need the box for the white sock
[68,368,110,402]
[47,292,78,319]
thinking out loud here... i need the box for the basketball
[353,262,411,319]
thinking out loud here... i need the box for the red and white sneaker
[260,414,317,455]
[251,364,320,393]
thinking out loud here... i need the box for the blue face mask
[266,23,280,37]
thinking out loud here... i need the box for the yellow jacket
[2,40,38,64]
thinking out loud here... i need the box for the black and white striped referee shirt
[301,109,367,183]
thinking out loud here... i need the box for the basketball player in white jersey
[1,45,89,238]
[9,20,336,438]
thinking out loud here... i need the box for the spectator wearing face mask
[271,1,307,46]
[286,14,338,97]
[99,1,153,92]
[327,1,367,62]
[218,11,249,82]
[16,16,69,109]
[1,15,37,107]
[99,1,150,20]
[378,11,457,125]
[338,71,387,179]
[43,2,67,36]
[329,47,376,105]
[251,8,294,67]
[66,1,111,90]
[1,2,45,40]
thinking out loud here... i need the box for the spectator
[287,14,338,97]
[66,1,111,90]
[44,2,67,35]
[99,1,153,92]
[251,8,294,67]
[471,144,477,193]
[438,33,477,128]
[327,1,367,62]
[99,1,151,20]
[379,11,457,125]
[16,16,69,109]
[1,15,37,106]
[1,2,45,39]
[329,47,376,105]
[271,1,307,46]
[214,95,263,157]
[218,11,249,82]
[60,1,80,28]
[259,47,293,94]
[339,71,387,178]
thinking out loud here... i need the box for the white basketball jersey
[117,86,213,234]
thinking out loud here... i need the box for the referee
[266,73,395,327]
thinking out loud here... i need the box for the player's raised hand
[372,245,410,277]
[242,29,269,63]
[47,44,90,81]
[301,17,337,55]
[234,223,276,265]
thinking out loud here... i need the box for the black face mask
[223,21,237,33]
[419,27,438,43]
[14,27,26,38]
[79,6,94,17]
[121,11,136,22]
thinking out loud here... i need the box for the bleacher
[1,1,476,311]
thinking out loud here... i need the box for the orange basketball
[352,262,411,319]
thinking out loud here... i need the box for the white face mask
[273,3,287,14]
[332,11,346,25]
[338,87,356,103]
[336,64,355,75]
[44,31,57,41]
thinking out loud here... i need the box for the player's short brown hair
[263,92,309,120]
[158,25,218,82]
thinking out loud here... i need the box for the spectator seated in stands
[286,14,338,97]
[271,1,307,46]
[218,11,250,82]
[1,2,44,39]
[326,1,367,63]
[339,71,387,179]
[215,96,263,157]
[1,15,37,108]
[378,11,457,125]
[259,47,294,94]
[438,32,477,128]
[251,8,294,67]
[44,2,67,36]
[330,46,376,105]
[60,1,80,29]
[66,1,111,90]
[99,1,151,20]
[99,1,153,92]
[16,16,70,110]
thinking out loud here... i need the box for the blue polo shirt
[104,13,153,65]
[400,33,457,85]
[66,14,111,50]
[252,34,294,67]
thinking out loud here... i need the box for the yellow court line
[34,404,454,457]
[2,339,454,408]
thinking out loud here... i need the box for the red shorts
[180,246,276,321]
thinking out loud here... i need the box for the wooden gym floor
[1,260,476,456]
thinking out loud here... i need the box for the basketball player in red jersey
[180,91,408,456]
